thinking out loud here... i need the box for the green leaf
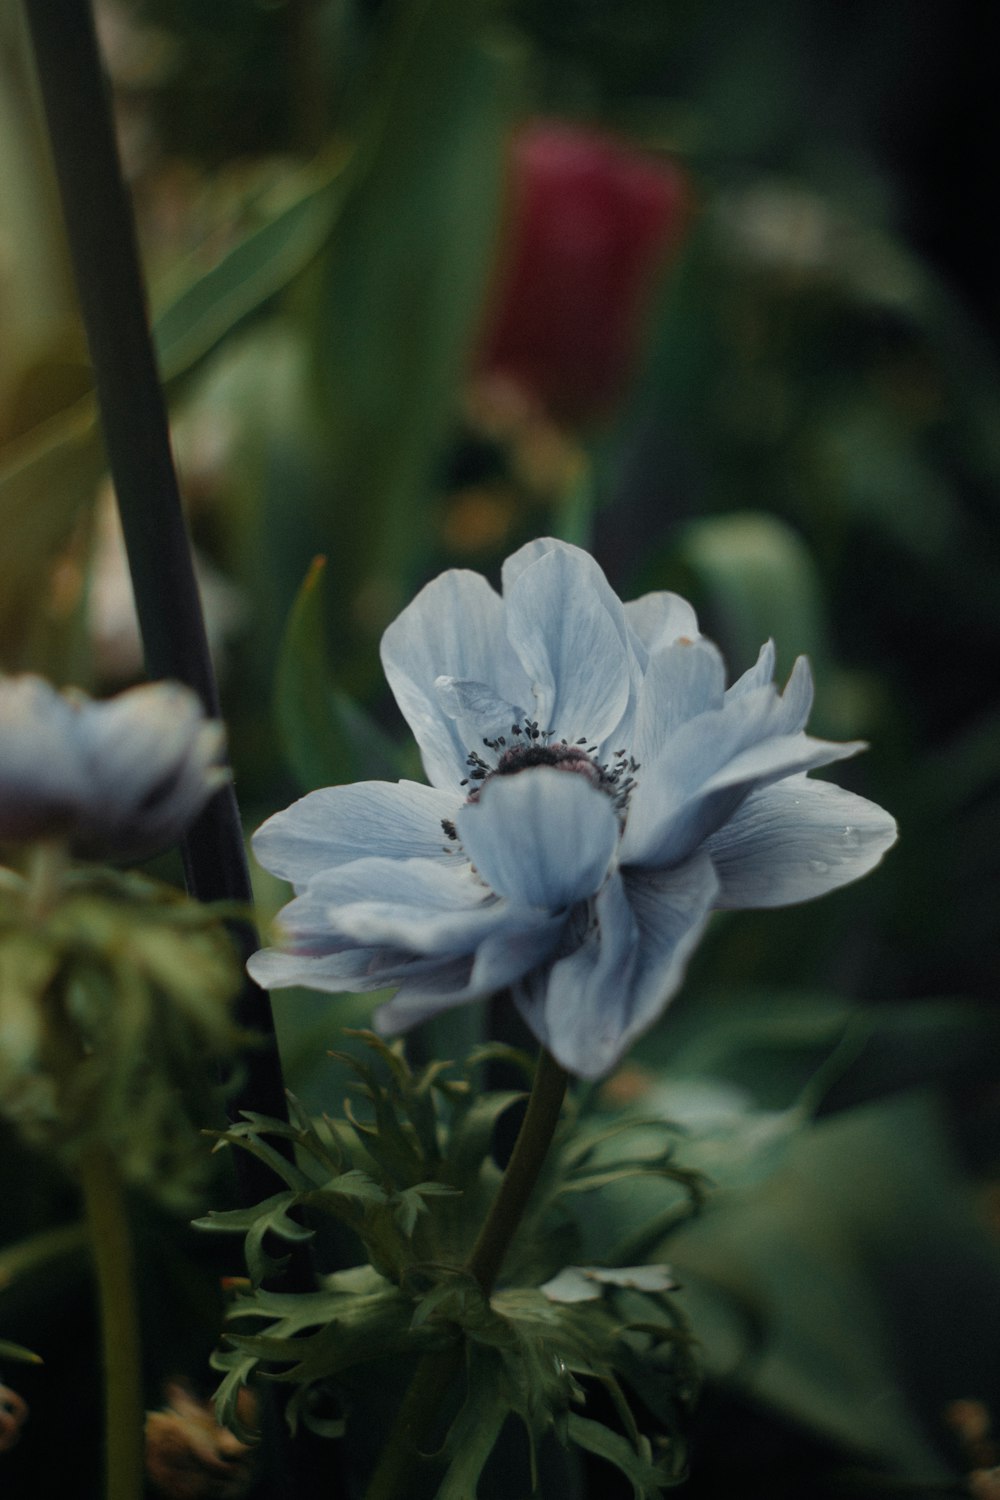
[662,511,826,682]
[151,161,345,382]
[435,1359,510,1500]
[274,555,408,791]
[566,1414,675,1498]
[305,0,524,620]
[0,1337,43,1365]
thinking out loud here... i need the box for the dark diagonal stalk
[22,6,334,1497]
[21,0,293,1205]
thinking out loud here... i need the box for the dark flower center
[441,717,640,845]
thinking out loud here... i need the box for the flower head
[477,122,689,424]
[0,676,226,861]
[250,540,897,1079]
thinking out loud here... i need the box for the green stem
[77,1142,144,1500]
[364,1048,569,1500]
[465,1047,568,1295]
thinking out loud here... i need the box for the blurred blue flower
[250,540,897,1078]
[0,676,226,861]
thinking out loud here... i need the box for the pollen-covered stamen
[460,714,640,818]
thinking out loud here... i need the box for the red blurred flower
[477,121,690,426]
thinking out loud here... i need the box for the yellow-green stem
[78,1142,144,1500]
[24,840,68,923]
[363,1047,569,1500]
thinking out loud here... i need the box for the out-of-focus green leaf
[304,0,524,626]
[274,554,407,790]
[663,1093,993,1484]
[0,159,346,671]
[0,405,104,668]
[151,160,346,382]
[659,511,825,679]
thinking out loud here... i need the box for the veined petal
[504,544,635,744]
[534,873,639,1077]
[704,774,898,908]
[309,856,513,955]
[726,640,776,698]
[521,855,719,1078]
[626,724,864,869]
[433,677,529,752]
[247,943,387,991]
[252,780,457,890]
[624,592,700,653]
[381,569,532,789]
[623,670,854,867]
[631,638,726,767]
[455,768,618,910]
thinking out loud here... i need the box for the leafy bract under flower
[250,539,897,1079]
[0,675,227,860]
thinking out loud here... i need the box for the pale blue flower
[0,676,226,860]
[249,540,897,1079]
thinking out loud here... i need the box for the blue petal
[77,684,226,855]
[0,677,88,839]
[454,768,618,910]
[631,640,726,768]
[529,873,639,1077]
[433,677,529,753]
[704,774,898,907]
[623,671,860,868]
[247,943,389,992]
[252,780,457,891]
[623,592,700,654]
[380,569,533,790]
[726,640,776,698]
[515,854,719,1078]
[621,852,719,1029]
[503,545,637,745]
[305,855,522,954]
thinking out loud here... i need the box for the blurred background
[1,1,999,1495]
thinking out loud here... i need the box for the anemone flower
[0,676,226,862]
[249,540,896,1079]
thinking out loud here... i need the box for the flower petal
[704,773,899,907]
[623,668,858,868]
[503,544,635,744]
[624,591,700,653]
[433,677,529,754]
[381,570,533,789]
[252,780,457,890]
[519,853,719,1078]
[630,638,726,767]
[76,684,226,857]
[726,639,775,698]
[306,856,518,954]
[529,872,639,1077]
[0,677,88,840]
[455,767,618,910]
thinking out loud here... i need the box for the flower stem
[465,1046,568,1295]
[77,1141,144,1500]
[363,1048,568,1500]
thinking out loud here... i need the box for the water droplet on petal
[841,825,860,848]
[808,858,830,874]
